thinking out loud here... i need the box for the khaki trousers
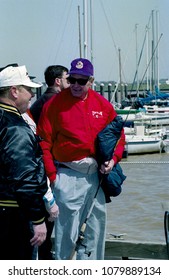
[53,167,106,260]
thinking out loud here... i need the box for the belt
[58,164,70,169]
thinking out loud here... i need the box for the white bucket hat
[0,65,42,88]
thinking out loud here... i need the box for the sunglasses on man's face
[68,76,89,86]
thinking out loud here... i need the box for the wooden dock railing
[51,238,168,260]
[105,240,168,260]
[51,212,169,260]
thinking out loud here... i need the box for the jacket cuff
[49,173,56,183]
[112,155,118,165]
[32,216,45,225]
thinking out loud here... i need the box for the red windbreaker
[37,88,126,182]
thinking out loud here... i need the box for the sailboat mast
[156,10,159,89]
[78,5,82,58]
[151,10,155,93]
[146,25,149,91]
[83,0,88,58]
[90,0,93,64]
[118,48,124,103]
[135,23,139,96]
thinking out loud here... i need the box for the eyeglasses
[20,85,35,94]
[22,85,32,91]
[67,76,89,86]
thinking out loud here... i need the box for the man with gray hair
[37,58,125,260]
[0,65,48,259]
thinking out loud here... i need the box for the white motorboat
[126,135,163,154]
[126,125,163,154]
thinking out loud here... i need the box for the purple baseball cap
[69,58,94,77]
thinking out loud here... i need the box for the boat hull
[126,137,163,154]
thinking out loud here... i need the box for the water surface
[106,153,169,243]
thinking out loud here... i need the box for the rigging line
[147,10,153,29]
[100,0,118,57]
[137,33,163,93]
[100,0,131,84]
[129,11,152,95]
[109,47,128,86]
[52,0,74,63]
[119,11,160,123]
[113,36,162,125]
[120,32,136,83]
[115,12,152,101]
[130,26,149,95]
[110,33,137,103]
[110,11,163,125]
[45,0,72,65]
[110,30,136,103]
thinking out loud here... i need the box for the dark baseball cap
[69,58,94,77]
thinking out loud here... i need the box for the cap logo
[76,61,83,69]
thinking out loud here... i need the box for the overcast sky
[0,0,168,83]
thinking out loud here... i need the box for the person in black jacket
[0,65,50,260]
[29,65,69,260]
[30,65,69,124]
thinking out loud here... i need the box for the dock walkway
[51,238,168,260]
[104,239,168,260]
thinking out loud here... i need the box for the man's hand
[48,203,59,222]
[100,159,114,174]
[30,222,47,246]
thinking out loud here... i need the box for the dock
[104,239,168,260]
[51,212,169,260]
[51,238,168,260]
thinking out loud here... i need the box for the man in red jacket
[37,58,125,260]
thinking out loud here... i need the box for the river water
[106,152,169,243]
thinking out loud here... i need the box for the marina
[106,153,169,258]
[1,0,169,264]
